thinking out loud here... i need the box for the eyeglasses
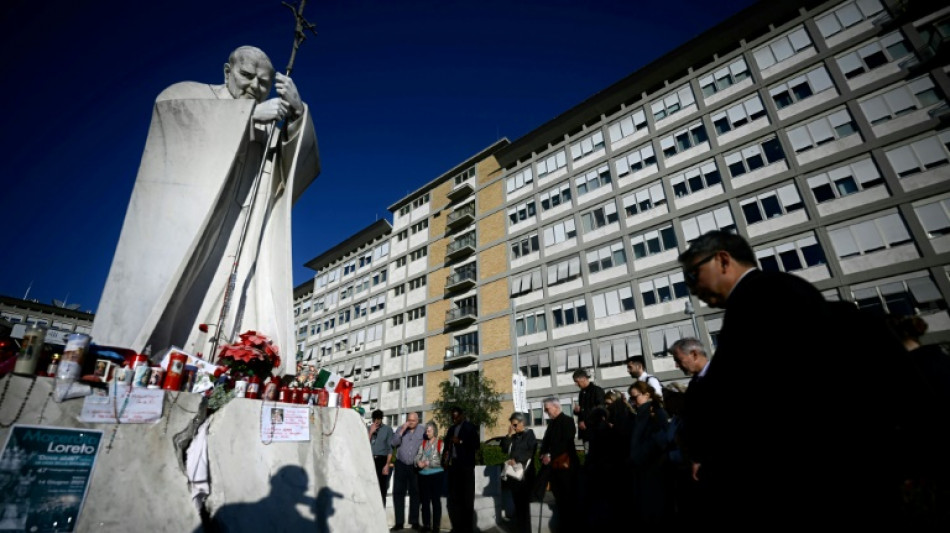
[683,253,718,286]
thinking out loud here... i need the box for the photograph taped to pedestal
[260,405,309,442]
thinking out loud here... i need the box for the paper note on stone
[260,405,310,442]
[78,385,165,423]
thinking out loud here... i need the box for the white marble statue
[93,46,320,373]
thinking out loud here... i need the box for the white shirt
[639,373,663,397]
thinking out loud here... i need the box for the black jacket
[501,429,537,467]
[576,383,605,441]
[444,419,479,468]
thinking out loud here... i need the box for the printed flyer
[0,425,103,532]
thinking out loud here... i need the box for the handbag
[551,452,571,470]
[502,459,530,481]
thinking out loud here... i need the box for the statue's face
[224,56,273,103]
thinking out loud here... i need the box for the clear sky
[0,0,757,313]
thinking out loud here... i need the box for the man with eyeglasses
[677,230,893,527]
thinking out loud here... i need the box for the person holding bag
[537,397,579,532]
[500,412,537,533]
[415,422,445,533]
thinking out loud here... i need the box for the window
[339,285,354,300]
[574,165,612,197]
[392,314,405,326]
[405,374,423,388]
[323,317,335,330]
[597,333,642,368]
[408,275,426,290]
[699,57,750,97]
[711,95,768,135]
[412,194,430,209]
[409,247,427,261]
[338,309,351,325]
[756,234,827,273]
[506,167,534,195]
[454,166,475,185]
[769,65,835,110]
[516,309,548,336]
[828,212,913,258]
[815,0,885,39]
[551,298,588,328]
[537,150,567,179]
[914,197,950,237]
[608,108,648,144]
[354,276,370,295]
[807,157,884,203]
[884,131,950,178]
[753,26,814,70]
[368,295,385,313]
[614,143,658,178]
[670,160,722,198]
[852,272,945,317]
[724,136,786,178]
[570,130,605,160]
[372,269,388,286]
[543,218,578,246]
[631,225,678,259]
[739,183,805,225]
[456,371,479,388]
[453,332,479,354]
[651,83,696,121]
[508,200,537,225]
[540,182,572,212]
[836,31,913,80]
[519,351,552,378]
[353,300,368,318]
[554,342,593,373]
[373,241,390,260]
[682,205,736,242]
[547,255,581,286]
[622,181,667,217]
[580,201,619,233]
[343,261,356,275]
[510,268,543,297]
[510,233,541,259]
[410,219,428,234]
[358,251,373,268]
[311,323,321,335]
[786,108,860,154]
[395,256,407,268]
[918,15,950,58]
[407,306,426,321]
[394,284,406,296]
[406,339,425,354]
[859,77,942,126]
[639,272,689,306]
[592,285,636,318]
[647,321,696,357]
[660,122,708,158]
[586,240,627,274]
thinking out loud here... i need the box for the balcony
[445,343,478,365]
[445,233,476,261]
[447,181,475,202]
[446,204,475,230]
[445,267,477,293]
[445,305,477,328]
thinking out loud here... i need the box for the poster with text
[260,405,310,442]
[0,425,103,532]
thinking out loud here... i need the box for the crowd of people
[367,231,949,531]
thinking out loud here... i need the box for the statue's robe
[92,82,320,374]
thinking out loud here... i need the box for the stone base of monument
[0,374,386,532]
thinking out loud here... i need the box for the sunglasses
[684,253,718,286]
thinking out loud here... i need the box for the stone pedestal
[0,374,386,532]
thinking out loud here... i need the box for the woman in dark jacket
[500,412,537,533]
[629,381,672,525]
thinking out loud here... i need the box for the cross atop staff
[282,1,319,76]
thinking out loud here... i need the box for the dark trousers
[374,455,392,507]
[393,461,420,527]
[504,478,532,533]
[549,468,577,532]
[447,466,475,533]
[419,471,444,530]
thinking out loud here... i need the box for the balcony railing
[447,181,475,201]
[445,233,477,260]
[446,204,476,230]
[445,305,477,327]
[445,267,477,292]
[445,343,478,364]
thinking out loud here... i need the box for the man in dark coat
[678,230,896,527]
[444,406,478,533]
[571,368,605,445]
[539,397,579,532]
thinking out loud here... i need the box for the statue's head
[223,46,275,104]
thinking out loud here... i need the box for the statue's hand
[275,73,304,120]
[252,97,287,123]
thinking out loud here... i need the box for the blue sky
[0,0,756,313]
